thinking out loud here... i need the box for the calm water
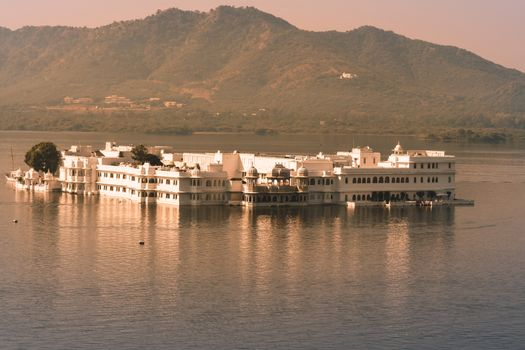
[1,131,524,349]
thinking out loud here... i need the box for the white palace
[52,141,466,207]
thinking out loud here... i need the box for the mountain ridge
[0,6,524,133]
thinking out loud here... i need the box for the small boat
[5,169,23,184]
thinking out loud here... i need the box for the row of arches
[352,176,411,184]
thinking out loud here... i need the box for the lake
[1,131,524,349]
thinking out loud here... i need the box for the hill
[0,6,524,134]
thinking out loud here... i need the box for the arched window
[366,178,371,184]
[401,177,405,183]
[373,177,378,183]
[352,178,356,184]
[345,177,348,184]
[357,178,362,184]
[405,177,409,183]
[310,179,315,185]
[379,177,384,183]
[385,177,390,183]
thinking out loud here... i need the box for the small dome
[190,168,201,177]
[246,165,258,177]
[271,164,290,178]
[296,166,308,177]
[393,142,404,154]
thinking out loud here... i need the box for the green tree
[131,144,149,164]
[24,142,61,174]
[131,144,163,165]
[144,153,163,166]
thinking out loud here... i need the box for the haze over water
[1,131,524,349]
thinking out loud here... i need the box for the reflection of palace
[55,141,463,207]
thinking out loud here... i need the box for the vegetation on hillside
[0,6,524,136]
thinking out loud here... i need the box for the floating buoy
[12,219,18,223]
[139,240,145,245]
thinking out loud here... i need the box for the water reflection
[14,193,458,334]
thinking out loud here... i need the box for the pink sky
[1,0,523,72]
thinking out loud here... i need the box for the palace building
[53,141,463,207]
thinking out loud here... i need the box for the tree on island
[24,142,61,174]
[131,144,163,166]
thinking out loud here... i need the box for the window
[385,177,390,183]
[379,177,384,183]
[413,164,417,169]
[373,177,378,183]
[352,178,356,184]
[345,177,348,184]
[310,179,315,185]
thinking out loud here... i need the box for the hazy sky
[1,0,523,72]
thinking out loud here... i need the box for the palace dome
[296,166,309,177]
[393,142,404,154]
[190,167,201,177]
[271,164,290,178]
[246,165,259,177]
